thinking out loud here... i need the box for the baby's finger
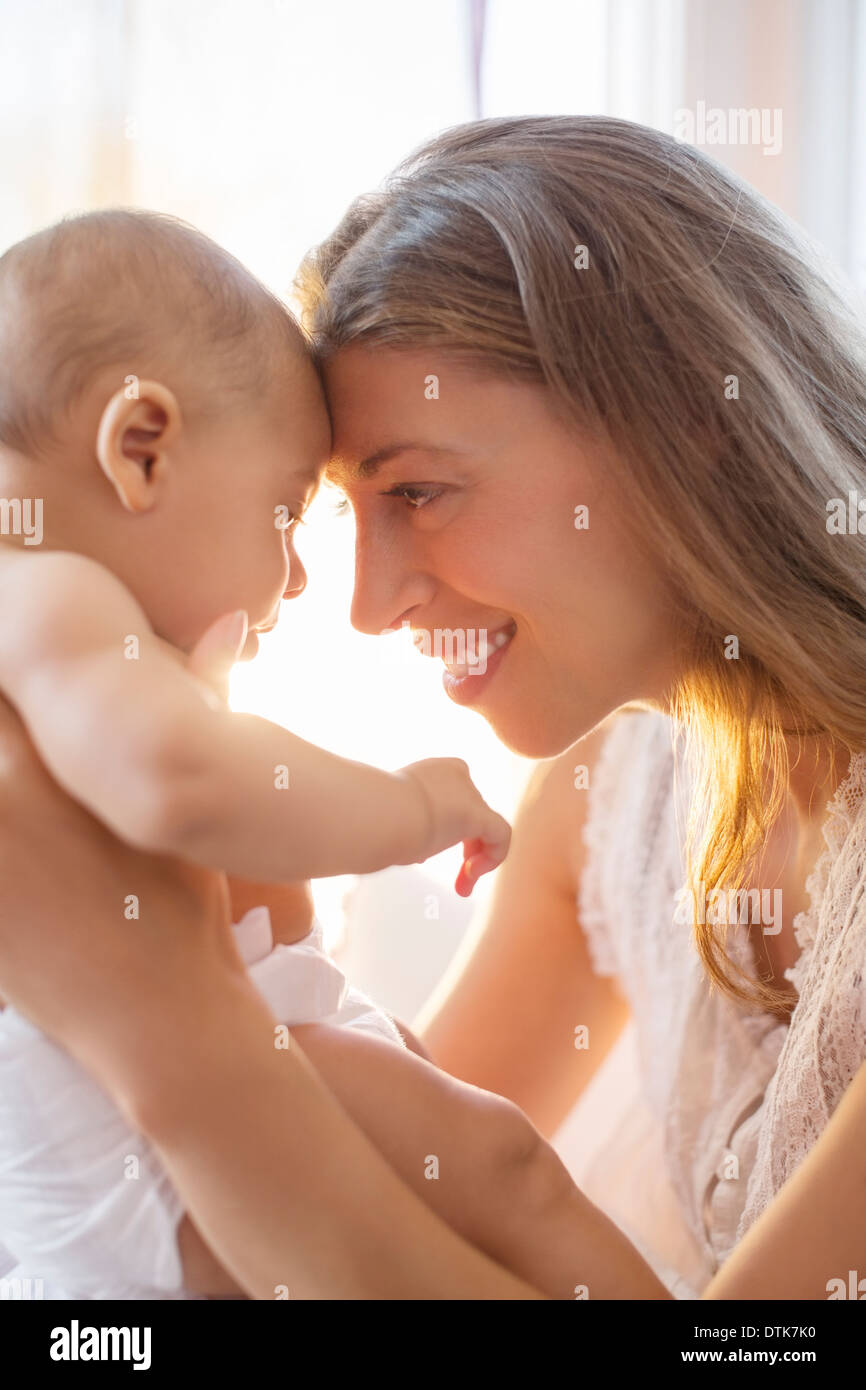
[454,860,474,897]
[454,834,508,896]
[481,814,511,867]
[454,837,482,897]
[469,845,505,878]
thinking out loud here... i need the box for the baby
[0,211,663,1301]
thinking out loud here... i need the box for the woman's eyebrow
[354,443,461,479]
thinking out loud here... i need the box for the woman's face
[325,345,684,756]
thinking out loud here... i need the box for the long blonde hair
[296,115,866,1017]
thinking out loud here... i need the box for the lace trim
[784,749,866,997]
[576,718,630,979]
[702,749,866,1255]
[577,712,669,979]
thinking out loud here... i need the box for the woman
[3,114,866,1299]
[293,112,866,1296]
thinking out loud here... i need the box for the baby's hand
[397,759,511,896]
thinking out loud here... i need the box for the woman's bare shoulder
[509,711,632,886]
[523,711,626,816]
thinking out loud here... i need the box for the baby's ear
[95,379,181,512]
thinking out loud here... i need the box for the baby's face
[166,355,330,656]
[27,342,331,657]
[79,349,331,656]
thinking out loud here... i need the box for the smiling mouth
[412,621,517,678]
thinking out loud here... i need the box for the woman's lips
[439,623,516,706]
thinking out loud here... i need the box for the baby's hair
[0,208,305,457]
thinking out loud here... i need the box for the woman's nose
[350,516,432,636]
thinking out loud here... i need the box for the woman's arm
[702,1057,866,1299]
[0,833,543,1301]
[0,713,666,1300]
[418,718,630,1136]
[123,960,545,1301]
[0,699,539,1299]
[162,1006,672,1302]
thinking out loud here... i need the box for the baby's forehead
[263,352,332,468]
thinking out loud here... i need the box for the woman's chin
[478,705,580,760]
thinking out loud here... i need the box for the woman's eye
[385,484,443,510]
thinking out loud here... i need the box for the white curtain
[678,0,866,290]
[0,0,476,291]
[478,0,866,291]
[4,1,864,282]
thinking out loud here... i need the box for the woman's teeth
[440,625,514,678]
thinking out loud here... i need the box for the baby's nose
[283,555,307,600]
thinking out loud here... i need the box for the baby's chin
[238,628,261,661]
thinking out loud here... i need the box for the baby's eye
[274,505,305,531]
[384,484,443,510]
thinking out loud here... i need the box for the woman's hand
[0,610,248,1086]
[227,876,315,945]
[0,702,237,1100]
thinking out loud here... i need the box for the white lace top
[578,709,866,1293]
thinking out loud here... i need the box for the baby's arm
[0,551,508,888]
[180,1022,670,1301]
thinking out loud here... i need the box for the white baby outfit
[0,909,403,1299]
[577,709,866,1297]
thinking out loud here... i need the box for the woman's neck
[782,734,853,834]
